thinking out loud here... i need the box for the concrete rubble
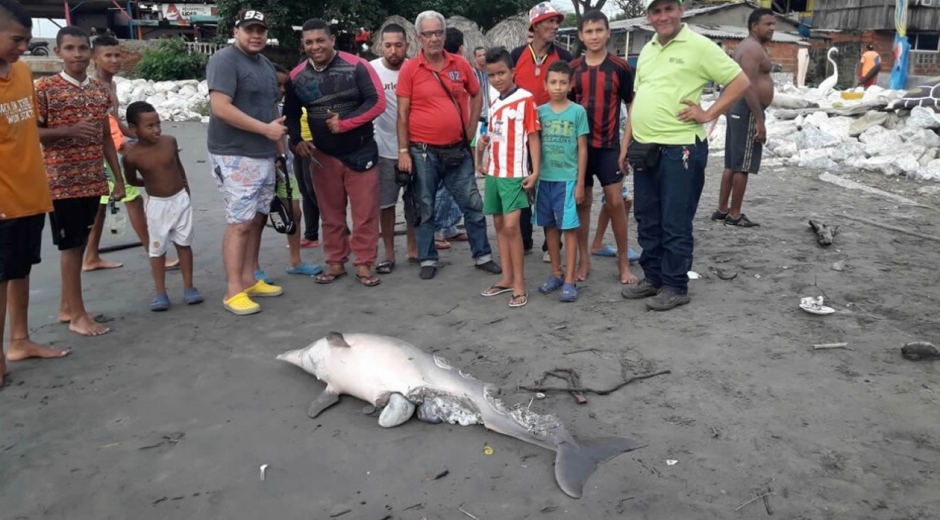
[115,77,210,124]
[113,76,940,182]
[705,82,940,182]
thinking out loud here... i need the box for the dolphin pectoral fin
[326,332,351,348]
[554,437,645,499]
[307,390,341,418]
[377,393,416,428]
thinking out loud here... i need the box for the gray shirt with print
[206,46,280,158]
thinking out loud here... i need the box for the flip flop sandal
[508,294,528,308]
[315,271,348,284]
[376,261,395,274]
[435,240,451,250]
[482,285,512,297]
[592,244,617,257]
[356,274,382,287]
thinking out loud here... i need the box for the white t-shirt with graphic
[370,58,402,160]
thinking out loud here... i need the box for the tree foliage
[216,0,532,51]
[134,37,208,81]
[613,0,646,19]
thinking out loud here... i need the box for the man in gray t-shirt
[206,7,287,316]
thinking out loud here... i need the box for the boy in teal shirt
[535,61,588,302]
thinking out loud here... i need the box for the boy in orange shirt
[0,0,70,386]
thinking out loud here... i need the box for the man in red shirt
[396,10,501,280]
[511,2,571,254]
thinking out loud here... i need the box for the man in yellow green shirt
[618,0,750,311]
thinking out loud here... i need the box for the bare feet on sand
[620,263,638,284]
[67,313,111,336]
[58,311,103,324]
[576,263,591,282]
[1,339,70,388]
[7,338,71,361]
[82,259,123,272]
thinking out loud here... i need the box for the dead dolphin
[276,332,644,498]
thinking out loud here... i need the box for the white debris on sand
[704,83,940,182]
[115,77,210,124]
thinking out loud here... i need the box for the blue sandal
[539,275,564,294]
[254,269,273,284]
[592,244,617,257]
[559,283,578,302]
[286,262,323,276]
[184,287,204,305]
[150,293,170,312]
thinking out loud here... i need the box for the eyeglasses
[419,30,444,39]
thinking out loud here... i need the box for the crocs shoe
[539,275,564,294]
[150,293,170,312]
[184,287,204,305]
[559,283,578,302]
[628,247,641,263]
[223,291,260,315]
[253,269,273,284]
[286,262,323,276]
[245,280,283,297]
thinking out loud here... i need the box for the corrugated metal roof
[630,23,809,44]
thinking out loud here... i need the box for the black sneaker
[725,213,760,227]
[420,266,437,280]
[646,287,691,311]
[476,260,502,275]
[621,279,661,299]
[710,209,729,221]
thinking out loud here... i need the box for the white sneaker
[542,251,551,263]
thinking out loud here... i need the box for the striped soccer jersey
[569,53,635,150]
[486,87,540,179]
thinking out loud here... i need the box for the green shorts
[276,173,302,200]
[101,161,142,203]
[483,175,529,216]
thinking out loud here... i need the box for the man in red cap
[510,2,572,254]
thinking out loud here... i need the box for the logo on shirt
[384,82,396,92]
[0,97,35,125]
[669,57,685,65]
[448,71,461,82]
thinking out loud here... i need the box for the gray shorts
[379,157,402,209]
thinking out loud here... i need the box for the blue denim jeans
[434,182,463,238]
[633,137,708,295]
[410,145,492,267]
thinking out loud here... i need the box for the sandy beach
[2,122,939,519]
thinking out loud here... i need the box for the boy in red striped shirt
[477,47,541,309]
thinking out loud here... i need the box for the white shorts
[146,189,194,257]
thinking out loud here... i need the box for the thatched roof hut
[370,15,420,59]
[486,15,530,51]
[446,16,487,62]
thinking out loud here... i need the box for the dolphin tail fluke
[555,436,645,499]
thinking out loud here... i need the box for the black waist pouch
[627,141,663,173]
[334,139,379,172]
[432,146,469,170]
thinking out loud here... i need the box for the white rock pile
[706,83,940,182]
[114,77,210,124]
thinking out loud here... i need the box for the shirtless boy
[123,101,204,311]
[712,8,775,228]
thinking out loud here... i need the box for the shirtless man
[83,35,179,271]
[123,101,202,311]
[712,8,775,228]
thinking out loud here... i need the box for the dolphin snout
[276,349,304,367]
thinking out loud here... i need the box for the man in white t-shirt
[370,23,416,275]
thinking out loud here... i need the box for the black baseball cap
[235,8,268,29]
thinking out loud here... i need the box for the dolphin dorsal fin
[326,332,351,348]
